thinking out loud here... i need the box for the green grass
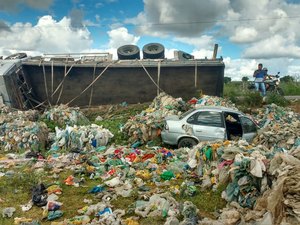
[224,81,300,109]
[265,92,290,107]
[0,163,227,224]
[86,103,149,146]
[280,81,300,95]
[0,98,251,224]
[95,118,129,145]
[0,166,104,225]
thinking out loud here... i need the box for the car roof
[194,106,244,115]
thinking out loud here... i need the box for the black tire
[178,137,198,148]
[142,43,165,59]
[117,45,140,60]
[5,52,27,60]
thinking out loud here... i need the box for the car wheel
[117,45,140,60]
[142,43,165,59]
[178,137,197,148]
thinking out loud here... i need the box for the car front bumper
[161,130,178,146]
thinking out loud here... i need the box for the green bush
[280,81,300,95]
[243,91,263,108]
[224,82,243,103]
[265,92,290,107]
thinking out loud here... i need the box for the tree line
[224,75,296,84]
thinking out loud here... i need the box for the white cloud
[191,49,214,59]
[174,35,215,48]
[222,0,300,58]
[230,27,258,43]
[126,0,229,37]
[223,57,258,81]
[223,57,300,81]
[243,35,300,59]
[0,15,92,56]
[107,27,140,48]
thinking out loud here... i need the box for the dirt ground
[290,100,300,113]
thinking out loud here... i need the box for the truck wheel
[117,45,140,60]
[142,43,165,59]
[178,137,197,148]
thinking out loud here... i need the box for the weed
[280,81,300,95]
[95,118,129,145]
[265,93,290,107]
[242,91,263,108]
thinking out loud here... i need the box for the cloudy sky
[0,0,300,80]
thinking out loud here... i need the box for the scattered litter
[42,104,90,127]
[0,94,299,224]
[0,121,48,152]
[50,124,113,151]
[2,207,16,218]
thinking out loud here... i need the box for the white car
[161,106,258,148]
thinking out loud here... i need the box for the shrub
[280,81,300,95]
[265,92,290,107]
[243,91,263,108]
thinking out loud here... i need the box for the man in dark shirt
[253,63,267,96]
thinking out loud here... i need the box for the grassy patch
[281,81,300,95]
[95,118,129,145]
[85,103,149,145]
[265,92,290,107]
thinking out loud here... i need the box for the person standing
[253,63,267,96]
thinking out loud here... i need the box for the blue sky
[1,0,300,81]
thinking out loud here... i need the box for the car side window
[187,111,223,127]
[240,116,257,133]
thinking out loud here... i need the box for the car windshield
[179,108,196,119]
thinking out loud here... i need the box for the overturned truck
[0,43,224,109]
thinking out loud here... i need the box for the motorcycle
[248,72,284,96]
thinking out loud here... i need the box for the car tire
[142,43,165,59]
[117,45,140,60]
[178,137,198,148]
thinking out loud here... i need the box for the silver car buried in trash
[161,106,258,148]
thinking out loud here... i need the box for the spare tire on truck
[142,43,165,59]
[117,45,140,60]
[5,52,27,60]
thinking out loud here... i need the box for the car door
[186,110,226,141]
[239,116,258,142]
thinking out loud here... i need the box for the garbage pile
[0,104,46,152]
[0,120,48,152]
[0,106,39,125]
[1,95,300,224]
[42,104,90,127]
[252,104,300,150]
[199,143,300,225]
[188,94,237,109]
[123,92,188,144]
[123,93,239,146]
[49,124,114,152]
